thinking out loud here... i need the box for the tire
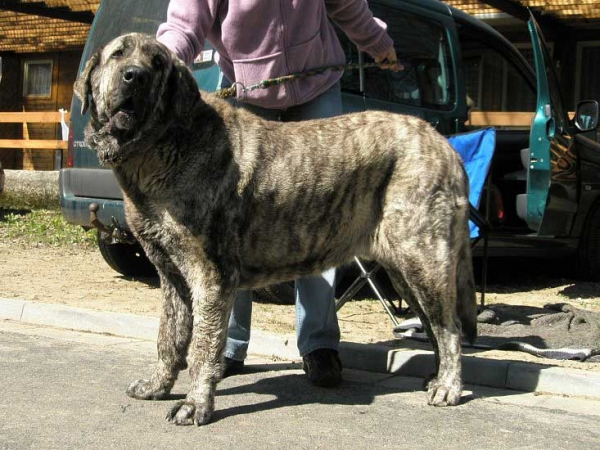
[96,231,157,278]
[578,200,600,281]
[254,282,296,305]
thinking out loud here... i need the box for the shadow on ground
[0,207,31,221]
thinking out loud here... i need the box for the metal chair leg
[336,257,400,327]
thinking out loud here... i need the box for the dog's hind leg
[455,236,477,345]
[382,268,442,363]
[381,239,464,407]
[127,245,193,401]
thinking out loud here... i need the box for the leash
[214,61,401,99]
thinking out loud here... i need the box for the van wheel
[97,231,157,278]
[254,282,296,305]
[578,201,600,281]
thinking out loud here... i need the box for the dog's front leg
[166,266,237,426]
[127,244,192,400]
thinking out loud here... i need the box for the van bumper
[59,168,127,230]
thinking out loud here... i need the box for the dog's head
[74,33,199,164]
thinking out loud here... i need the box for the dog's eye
[152,55,164,69]
[111,49,124,59]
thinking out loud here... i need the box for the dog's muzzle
[107,65,151,131]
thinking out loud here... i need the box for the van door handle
[546,117,556,138]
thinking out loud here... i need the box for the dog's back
[223,105,470,290]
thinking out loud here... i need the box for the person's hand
[374,46,403,72]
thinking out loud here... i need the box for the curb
[2,297,599,400]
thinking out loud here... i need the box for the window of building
[23,60,53,97]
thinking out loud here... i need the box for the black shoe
[223,357,244,378]
[302,349,342,387]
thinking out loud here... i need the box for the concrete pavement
[2,297,600,401]
[1,320,599,449]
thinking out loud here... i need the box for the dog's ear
[169,56,201,120]
[74,50,100,115]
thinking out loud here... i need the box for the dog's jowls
[74,33,477,426]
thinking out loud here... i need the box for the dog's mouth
[107,96,140,131]
[118,97,136,115]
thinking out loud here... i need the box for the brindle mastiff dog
[75,33,477,426]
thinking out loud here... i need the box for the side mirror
[574,100,599,132]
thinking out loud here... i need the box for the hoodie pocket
[232,51,291,109]
[231,31,328,108]
[287,31,325,73]
[286,31,330,103]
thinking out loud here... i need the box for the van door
[526,14,577,235]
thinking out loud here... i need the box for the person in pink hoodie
[157,0,400,387]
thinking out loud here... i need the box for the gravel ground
[1,241,599,371]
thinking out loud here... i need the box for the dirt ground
[1,242,599,371]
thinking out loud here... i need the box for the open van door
[525,13,577,235]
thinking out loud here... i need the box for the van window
[337,7,455,110]
[462,47,536,112]
[458,29,537,114]
[577,44,600,105]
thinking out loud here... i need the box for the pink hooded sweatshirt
[156,0,393,109]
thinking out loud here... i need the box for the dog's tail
[454,204,478,344]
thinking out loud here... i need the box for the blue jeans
[224,82,343,360]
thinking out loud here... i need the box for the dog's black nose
[122,66,148,86]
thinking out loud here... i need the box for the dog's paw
[425,377,462,407]
[166,400,213,426]
[126,379,167,400]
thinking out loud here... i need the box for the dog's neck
[89,93,235,208]
[110,128,182,192]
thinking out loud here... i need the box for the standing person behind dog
[157,0,400,387]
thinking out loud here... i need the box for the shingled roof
[0,0,99,53]
[446,0,600,30]
[0,1,598,54]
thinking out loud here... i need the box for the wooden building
[0,0,96,170]
[0,1,598,170]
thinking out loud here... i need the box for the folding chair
[335,127,496,328]
[448,127,496,307]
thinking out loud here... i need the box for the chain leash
[214,61,399,99]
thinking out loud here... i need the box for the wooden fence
[467,111,575,127]
[467,111,533,127]
[0,110,576,169]
[0,111,70,170]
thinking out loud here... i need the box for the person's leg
[224,290,253,360]
[283,83,344,386]
[282,82,342,122]
[223,290,253,376]
[223,98,278,375]
[295,268,341,354]
[284,83,343,349]
[225,82,344,383]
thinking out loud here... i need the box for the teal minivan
[60,0,600,281]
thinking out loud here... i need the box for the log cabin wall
[0,54,21,169]
[0,50,81,170]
